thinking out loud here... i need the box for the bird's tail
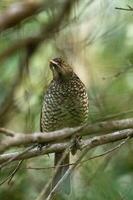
[52,152,70,195]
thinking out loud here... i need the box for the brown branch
[0,118,133,153]
[0,142,67,164]
[27,138,129,170]
[0,128,15,137]
[0,128,132,165]
[0,145,36,169]
[0,126,82,153]
[82,118,133,135]
[0,1,44,32]
[0,0,74,62]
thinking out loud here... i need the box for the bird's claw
[37,143,44,151]
[71,136,82,155]
[37,143,50,158]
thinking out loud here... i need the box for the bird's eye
[57,59,62,65]
[51,58,64,67]
[53,63,58,68]
[60,60,65,65]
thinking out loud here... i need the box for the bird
[40,57,89,195]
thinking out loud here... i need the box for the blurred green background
[0,0,133,199]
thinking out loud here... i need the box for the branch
[0,118,133,153]
[115,5,133,11]
[0,160,23,186]
[45,133,131,200]
[0,127,82,153]
[0,128,14,137]
[0,128,132,165]
[40,144,72,198]
[0,0,74,62]
[35,138,129,200]
[0,1,44,32]
[26,138,129,170]
[0,145,36,168]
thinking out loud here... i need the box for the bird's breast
[41,76,89,132]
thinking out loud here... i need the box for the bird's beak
[49,60,60,69]
[50,59,57,66]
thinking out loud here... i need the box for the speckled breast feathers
[41,73,88,132]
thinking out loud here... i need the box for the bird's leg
[37,142,50,150]
[37,143,44,151]
[71,135,82,155]
[37,143,50,158]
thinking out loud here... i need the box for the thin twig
[0,145,36,169]
[96,109,133,122]
[115,5,133,11]
[0,160,23,186]
[0,128,15,137]
[35,141,73,200]
[46,134,131,200]
[46,135,131,200]
[46,145,93,200]
[8,160,23,184]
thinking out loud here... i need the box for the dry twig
[0,160,23,186]
[115,5,133,11]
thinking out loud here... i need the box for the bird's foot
[71,135,82,155]
[37,143,44,151]
[37,143,50,158]
[37,143,50,150]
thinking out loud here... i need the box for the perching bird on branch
[40,57,89,195]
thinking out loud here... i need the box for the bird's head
[49,57,73,80]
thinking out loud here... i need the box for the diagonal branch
[46,134,131,200]
[0,1,44,32]
[115,5,133,11]
[37,143,73,199]
[0,0,75,62]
